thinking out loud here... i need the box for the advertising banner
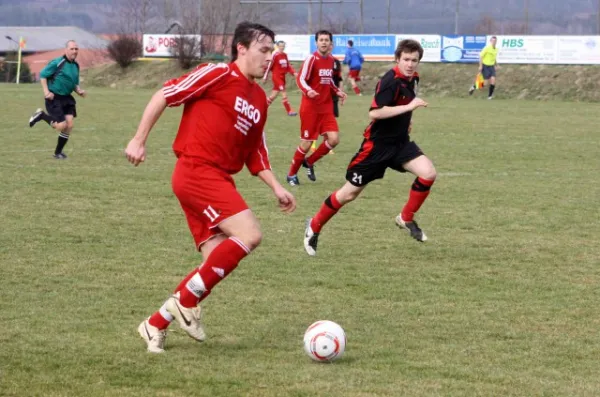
[395,35,441,62]
[310,34,396,61]
[275,34,311,61]
[493,35,557,64]
[557,36,600,64]
[143,34,202,57]
[441,35,487,63]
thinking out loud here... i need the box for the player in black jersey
[303,39,436,255]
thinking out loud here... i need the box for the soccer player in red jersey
[125,22,297,353]
[286,30,347,186]
[263,40,298,116]
[303,39,436,256]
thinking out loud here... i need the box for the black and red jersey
[364,66,420,145]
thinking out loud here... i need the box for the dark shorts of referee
[45,93,77,123]
[481,65,496,80]
[346,140,424,187]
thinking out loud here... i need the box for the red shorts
[349,69,361,81]
[172,158,249,249]
[272,75,286,91]
[299,111,339,141]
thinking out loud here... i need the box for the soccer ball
[303,320,346,362]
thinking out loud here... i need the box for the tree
[111,0,157,37]
[107,36,142,68]
[199,0,261,55]
[0,52,34,83]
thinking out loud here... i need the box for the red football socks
[282,98,292,113]
[288,146,307,177]
[310,191,342,233]
[148,307,172,330]
[401,177,435,222]
[306,141,333,166]
[177,237,250,308]
[353,86,361,95]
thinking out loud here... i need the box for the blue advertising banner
[310,34,396,61]
[441,35,487,63]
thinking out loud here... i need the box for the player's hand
[337,91,348,106]
[409,97,428,111]
[77,89,86,98]
[478,65,483,72]
[44,91,54,100]
[274,187,296,213]
[307,90,319,99]
[408,120,413,134]
[125,138,146,166]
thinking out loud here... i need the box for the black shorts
[45,93,77,123]
[346,140,424,187]
[481,65,496,80]
[332,97,339,118]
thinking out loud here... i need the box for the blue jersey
[344,47,364,70]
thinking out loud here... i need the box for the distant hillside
[1,0,598,35]
[81,59,600,102]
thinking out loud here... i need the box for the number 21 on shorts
[203,205,220,222]
[352,173,363,185]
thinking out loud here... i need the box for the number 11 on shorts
[203,205,220,222]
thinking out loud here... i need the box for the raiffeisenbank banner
[142,32,600,65]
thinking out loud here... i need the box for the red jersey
[296,51,341,114]
[163,62,271,176]
[264,51,295,79]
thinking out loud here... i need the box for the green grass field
[1,84,600,397]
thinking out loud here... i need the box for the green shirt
[480,45,498,66]
[40,56,80,96]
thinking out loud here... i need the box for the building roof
[0,26,107,53]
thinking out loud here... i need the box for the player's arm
[75,85,86,97]
[125,89,167,166]
[288,62,297,76]
[478,47,486,70]
[296,56,317,97]
[39,59,58,99]
[126,64,228,166]
[263,59,273,81]
[162,63,229,106]
[369,99,427,120]
[246,131,296,213]
[343,49,350,65]
[257,170,296,213]
[368,75,426,120]
[75,72,85,97]
[329,78,346,104]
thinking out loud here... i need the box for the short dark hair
[394,39,424,61]
[231,21,275,62]
[315,30,333,42]
[276,40,285,45]
[348,40,354,47]
[490,35,497,40]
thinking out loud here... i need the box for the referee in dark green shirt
[29,40,86,159]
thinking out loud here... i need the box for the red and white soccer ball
[303,320,346,362]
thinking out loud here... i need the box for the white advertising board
[275,35,311,61]
[143,34,202,57]
[395,35,442,62]
[492,35,557,64]
[557,36,600,64]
